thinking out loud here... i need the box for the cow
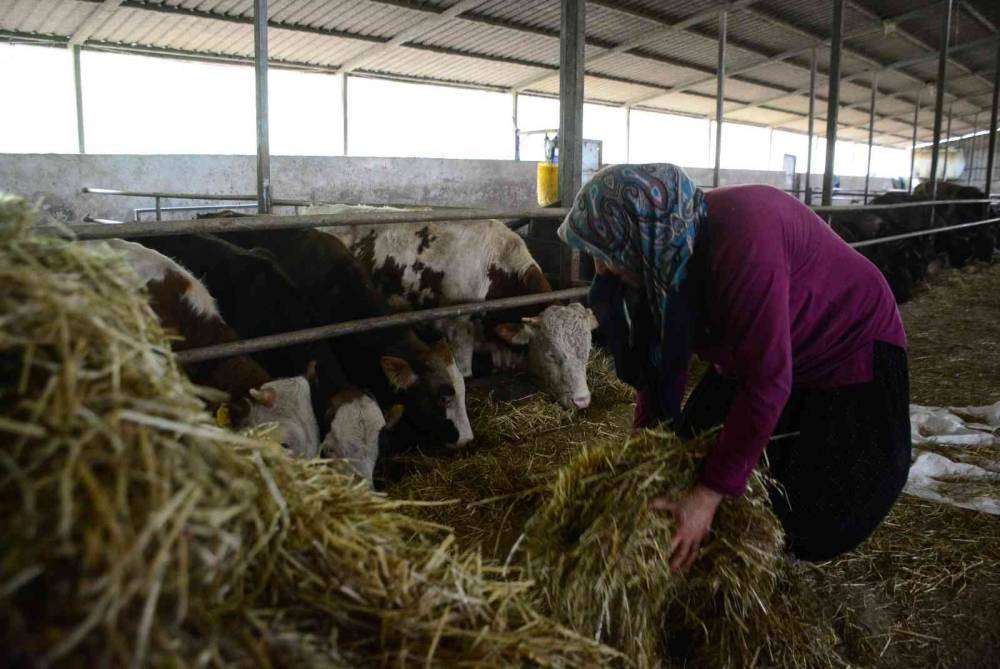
[912,182,997,267]
[92,239,321,458]
[188,221,473,451]
[130,233,403,483]
[305,206,598,410]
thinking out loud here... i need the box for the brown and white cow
[94,239,321,457]
[308,207,597,410]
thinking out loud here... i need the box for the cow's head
[496,303,598,410]
[380,339,473,449]
[435,316,477,378]
[320,392,403,485]
[244,376,321,457]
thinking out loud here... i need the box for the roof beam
[64,0,918,144]
[846,0,994,92]
[509,0,759,92]
[69,0,124,45]
[336,0,486,74]
[723,35,997,119]
[625,2,958,107]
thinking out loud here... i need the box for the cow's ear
[384,404,405,429]
[381,356,419,390]
[585,308,599,330]
[249,387,276,407]
[495,323,533,345]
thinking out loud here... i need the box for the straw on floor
[0,195,618,667]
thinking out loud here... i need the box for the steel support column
[908,90,922,192]
[713,10,727,188]
[863,74,878,203]
[929,0,953,199]
[253,0,271,213]
[942,104,954,179]
[967,113,979,185]
[512,91,520,160]
[341,73,349,156]
[822,0,844,206]
[558,0,585,286]
[625,104,631,163]
[805,47,817,205]
[71,45,85,153]
[986,41,1000,198]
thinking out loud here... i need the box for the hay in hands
[0,196,618,667]
[522,428,844,669]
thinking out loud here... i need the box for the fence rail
[59,207,569,240]
[61,191,1000,364]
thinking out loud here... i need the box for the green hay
[0,195,619,667]
[522,429,844,669]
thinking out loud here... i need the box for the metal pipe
[158,210,998,364]
[811,197,992,213]
[908,89,922,192]
[929,0,954,199]
[986,41,1000,198]
[967,113,979,185]
[625,104,631,163]
[848,216,1000,249]
[713,10,727,188]
[54,207,570,241]
[863,73,878,204]
[154,196,162,222]
[341,72,349,156]
[942,103,954,180]
[512,91,520,160]
[176,287,590,363]
[71,45,85,153]
[822,0,845,206]
[558,0,586,288]
[253,0,272,214]
[805,47,817,205]
[135,202,258,222]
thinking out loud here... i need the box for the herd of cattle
[87,213,596,486]
[830,182,999,304]
[82,182,995,486]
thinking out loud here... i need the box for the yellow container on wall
[537,162,559,207]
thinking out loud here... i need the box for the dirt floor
[387,262,1000,669]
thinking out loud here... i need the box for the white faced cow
[307,206,598,409]
[93,239,322,456]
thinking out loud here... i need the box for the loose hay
[0,196,619,667]
[522,429,844,669]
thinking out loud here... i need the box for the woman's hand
[649,484,724,572]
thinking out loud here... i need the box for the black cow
[135,233,395,481]
[191,214,473,452]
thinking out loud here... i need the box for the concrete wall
[0,152,900,224]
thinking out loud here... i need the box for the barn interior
[2,0,1000,667]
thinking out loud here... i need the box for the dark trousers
[677,342,912,561]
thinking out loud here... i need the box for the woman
[559,164,910,570]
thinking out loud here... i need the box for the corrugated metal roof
[0,0,995,148]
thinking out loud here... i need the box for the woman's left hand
[649,484,724,572]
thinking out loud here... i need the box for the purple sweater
[693,185,906,496]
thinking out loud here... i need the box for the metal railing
[63,188,999,365]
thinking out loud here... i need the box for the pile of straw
[522,429,844,668]
[0,196,617,667]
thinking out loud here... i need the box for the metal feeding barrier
[63,188,1000,364]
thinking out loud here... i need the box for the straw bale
[0,195,617,667]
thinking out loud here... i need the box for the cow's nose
[572,394,591,409]
[452,435,474,449]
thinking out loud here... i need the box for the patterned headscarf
[558,163,707,419]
